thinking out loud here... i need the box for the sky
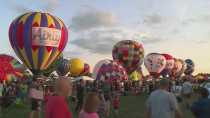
[0,0,210,74]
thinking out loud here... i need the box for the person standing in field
[45,77,73,118]
[145,79,182,118]
[191,87,210,118]
[79,92,100,118]
[181,79,193,109]
[113,94,120,116]
[97,91,106,118]
[76,79,86,113]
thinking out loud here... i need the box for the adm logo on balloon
[32,27,61,47]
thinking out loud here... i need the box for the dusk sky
[0,0,210,74]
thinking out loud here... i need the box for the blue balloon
[184,59,195,75]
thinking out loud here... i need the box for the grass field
[1,94,195,118]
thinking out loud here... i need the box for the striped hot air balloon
[9,12,68,74]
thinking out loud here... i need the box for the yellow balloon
[129,71,142,81]
[69,58,84,76]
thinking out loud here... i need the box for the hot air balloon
[144,53,166,78]
[112,40,144,74]
[0,54,25,82]
[69,58,84,77]
[92,59,128,82]
[56,58,69,76]
[9,12,68,75]
[129,71,143,81]
[42,54,63,76]
[184,59,195,75]
[170,59,186,78]
[161,54,175,77]
[82,63,90,76]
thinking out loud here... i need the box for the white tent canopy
[72,76,95,82]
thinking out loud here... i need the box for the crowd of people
[0,75,210,118]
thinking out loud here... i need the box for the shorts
[31,99,39,111]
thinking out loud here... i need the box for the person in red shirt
[45,77,73,118]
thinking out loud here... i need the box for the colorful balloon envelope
[9,12,68,74]
[69,58,85,77]
[144,53,166,77]
[112,40,144,74]
[0,54,25,82]
[82,63,90,75]
[56,58,69,76]
[184,59,195,75]
[43,53,63,76]
[129,71,142,81]
[170,59,186,78]
[161,54,175,77]
[92,59,128,82]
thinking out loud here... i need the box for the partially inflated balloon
[56,58,69,76]
[0,54,25,82]
[170,59,186,78]
[161,54,175,77]
[144,53,166,77]
[129,71,142,81]
[92,59,128,82]
[112,40,144,74]
[9,12,68,74]
[184,59,195,75]
[92,59,110,80]
[43,53,64,76]
[69,58,84,77]
[82,63,90,75]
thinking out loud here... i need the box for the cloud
[43,0,60,12]
[70,10,118,31]
[69,9,165,54]
[143,14,162,25]
[7,1,32,13]
[182,14,210,25]
[71,27,163,54]
[7,0,59,13]
[141,37,165,44]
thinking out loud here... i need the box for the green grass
[1,94,194,118]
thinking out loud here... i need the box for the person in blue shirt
[191,87,210,118]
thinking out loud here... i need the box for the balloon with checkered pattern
[112,40,144,74]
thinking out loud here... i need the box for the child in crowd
[79,92,100,118]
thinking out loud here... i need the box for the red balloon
[161,54,175,77]
[0,54,25,82]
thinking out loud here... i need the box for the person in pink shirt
[45,77,73,118]
[79,92,100,118]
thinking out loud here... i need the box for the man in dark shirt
[191,87,210,118]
